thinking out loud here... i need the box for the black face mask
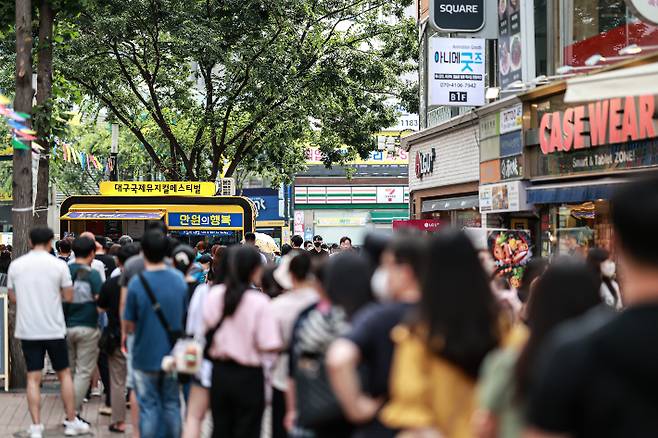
[314,241,321,248]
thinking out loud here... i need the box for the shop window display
[541,200,612,258]
[561,0,658,66]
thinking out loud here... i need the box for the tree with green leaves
[59,0,417,182]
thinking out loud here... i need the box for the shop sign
[430,0,485,33]
[377,187,404,204]
[65,212,163,220]
[479,180,530,213]
[488,229,532,288]
[625,0,658,25]
[99,181,216,197]
[479,113,500,140]
[168,212,243,229]
[242,188,284,221]
[538,95,657,155]
[500,104,523,133]
[500,155,523,179]
[294,211,304,235]
[428,37,486,107]
[392,219,441,232]
[415,148,436,179]
[315,217,367,227]
[480,159,501,184]
[500,131,523,157]
[533,137,658,177]
[305,146,408,165]
[498,0,523,89]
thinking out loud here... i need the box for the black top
[527,304,658,438]
[96,253,117,279]
[345,302,411,438]
[97,276,122,336]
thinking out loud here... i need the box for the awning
[565,62,658,103]
[527,179,629,204]
[422,195,479,213]
[61,211,165,221]
[369,209,410,224]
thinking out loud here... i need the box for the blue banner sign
[168,212,243,229]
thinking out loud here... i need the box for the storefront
[524,87,658,258]
[60,181,256,246]
[405,111,482,227]
[241,187,290,247]
[293,185,409,244]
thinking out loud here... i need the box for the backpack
[72,266,94,304]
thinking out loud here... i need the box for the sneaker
[64,417,91,436]
[99,405,112,416]
[28,424,44,438]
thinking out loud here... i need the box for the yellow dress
[380,324,526,438]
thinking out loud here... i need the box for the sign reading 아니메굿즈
[428,37,486,107]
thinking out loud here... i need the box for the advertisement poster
[498,0,522,88]
[488,229,532,288]
[428,37,486,107]
[557,227,595,257]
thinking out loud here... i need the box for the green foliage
[55,0,417,181]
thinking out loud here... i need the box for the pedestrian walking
[123,230,188,438]
[381,230,500,438]
[270,251,319,438]
[525,176,658,438]
[98,243,140,434]
[474,260,602,438]
[8,227,90,437]
[327,235,424,438]
[57,239,73,263]
[66,236,104,418]
[587,247,623,310]
[203,245,282,438]
[182,247,229,438]
[287,253,373,438]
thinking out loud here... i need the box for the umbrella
[244,232,280,254]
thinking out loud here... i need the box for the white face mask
[601,260,616,278]
[370,267,391,302]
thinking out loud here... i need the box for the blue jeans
[133,370,181,438]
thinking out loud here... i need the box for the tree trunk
[34,0,54,227]
[11,0,34,389]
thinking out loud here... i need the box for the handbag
[98,328,120,355]
[295,351,345,429]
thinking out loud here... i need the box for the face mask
[314,241,321,248]
[371,268,392,302]
[601,260,616,278]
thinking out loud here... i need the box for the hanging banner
[99,181,216,197]
[428,37,486,107]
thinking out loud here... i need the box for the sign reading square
[431,0,485,32]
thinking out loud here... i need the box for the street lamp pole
[109,123,119,181]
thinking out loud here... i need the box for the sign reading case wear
[428,37,486,107]
[431,0,485,32]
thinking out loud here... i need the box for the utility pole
[10,0,34,389]
[109,123,119,181]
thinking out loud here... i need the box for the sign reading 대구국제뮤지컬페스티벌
[428,37,486,107]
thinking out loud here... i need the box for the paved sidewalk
[0,390,136,437]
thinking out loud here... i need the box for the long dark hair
[417,230,499,379]
[586,247,616,304]
[223,246,263,317]
[515,260,601,399]
[208,246,228,285]
[323,252,373,320]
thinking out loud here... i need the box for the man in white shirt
[8,227,90,437]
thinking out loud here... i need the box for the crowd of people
[5,175,658,438]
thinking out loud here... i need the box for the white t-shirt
[8,249,73,340]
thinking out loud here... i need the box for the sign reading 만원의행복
[428,37,486,107]
[167,212,243,229]
[99,181,216,197]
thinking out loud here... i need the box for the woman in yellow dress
[381,230,501,438]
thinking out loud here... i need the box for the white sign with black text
[428,37,486,107]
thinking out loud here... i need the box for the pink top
[203,285,282,367]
